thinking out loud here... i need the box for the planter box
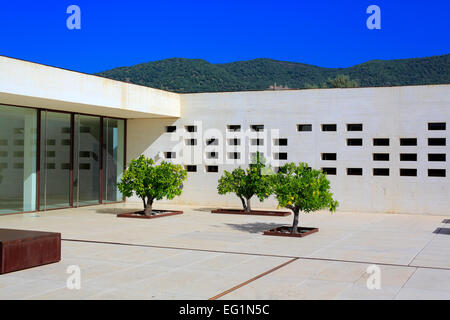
[117,210,183,219]
[211,209,291,217]
[0,229,61,274]
[263,226,318,238]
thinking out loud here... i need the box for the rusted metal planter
[117,210,183,219]
[263,226,319,238]
[211,209,291,217]
[0,229,61,274]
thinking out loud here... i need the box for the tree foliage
[96,55,450,93]
[271,163,338,233]
[322,74,359,88]
[117,155,187,216]
[217,153,272,212]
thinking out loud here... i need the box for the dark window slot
[428,138,446,146]
[428,123,446,130]
[373,168,389,176]
[400,138,417,146]
[321,153,337,161]
[373,138,389,146]
[322,167,336,175]
[428,154,446,162]
[347,123,363,131]
[400,153,417,161]
[347,168,363,176]
[400,168,417,176]
[297,124,312,132]
[347,138,363,146]
[373,153,389,161]
[428,169,446,177]
[322,124,337,132]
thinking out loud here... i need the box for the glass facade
[0,105,37,214]
[74,115,101,206]
[103,118,125,203]
[40,111,72,210]
[0,105,125,214]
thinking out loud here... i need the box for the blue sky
[0,0,448,73]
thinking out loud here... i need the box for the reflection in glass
[0,105,37,214]
[40,111,71,210]
[74,115,101,206]
[103,118,125,202]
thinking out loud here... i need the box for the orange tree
[271,163,338,233]
[118,155,187,216]
[217,153,271,212]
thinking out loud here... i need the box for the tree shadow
[222,222,285,234]
[193,207,219,212]
[94,208,139,215]
[433,227,450,235]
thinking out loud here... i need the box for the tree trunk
[239,196,247,212]
[245,197,251,212]
[144,197,154,216]
[291,209,300,234]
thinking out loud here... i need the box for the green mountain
[95,54,450,93]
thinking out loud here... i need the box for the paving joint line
[208,258,298,300]
[62,238,450,271]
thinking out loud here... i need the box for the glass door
[102,118,125,203]
[0,105,37,214]
[39,111,71,210]
[74,115,101,206]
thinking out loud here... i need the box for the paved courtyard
[0,203,449,300]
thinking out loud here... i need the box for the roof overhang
[0,56,180,119]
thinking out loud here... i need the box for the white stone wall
[127,85,450,215]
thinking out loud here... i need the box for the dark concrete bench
[0,229,61,274]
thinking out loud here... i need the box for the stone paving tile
[0,203,449,299]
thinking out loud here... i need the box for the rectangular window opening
[250,125,264,132]
[400,138,417,146]
[347,168,363,176]
[185,165,197,172]
[185,125,197,133]
[428,154,446,162]
[166,126,176,133]
[297,124,312,132]
[347,123,363,131]
[428,123,446,131]
[321,124,337,132]
[400,168,417,177]
[227,125,241,132]
[347,138,363,146]
[322,167,336,175]
[428,169,446,177]
[321,153,337,161]
[373,153,389,161]
[400,153,417,161]
[373,168,389,176]
[274,152,288,160]
[206,165,218,173]
[428,138,446,146]
[373,138,389,146]
[274,138,288,146]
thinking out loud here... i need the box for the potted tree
[213,153,290,216]
[264,162,338,237]
[117,155,187,219]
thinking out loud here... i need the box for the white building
[1,55,449,215]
